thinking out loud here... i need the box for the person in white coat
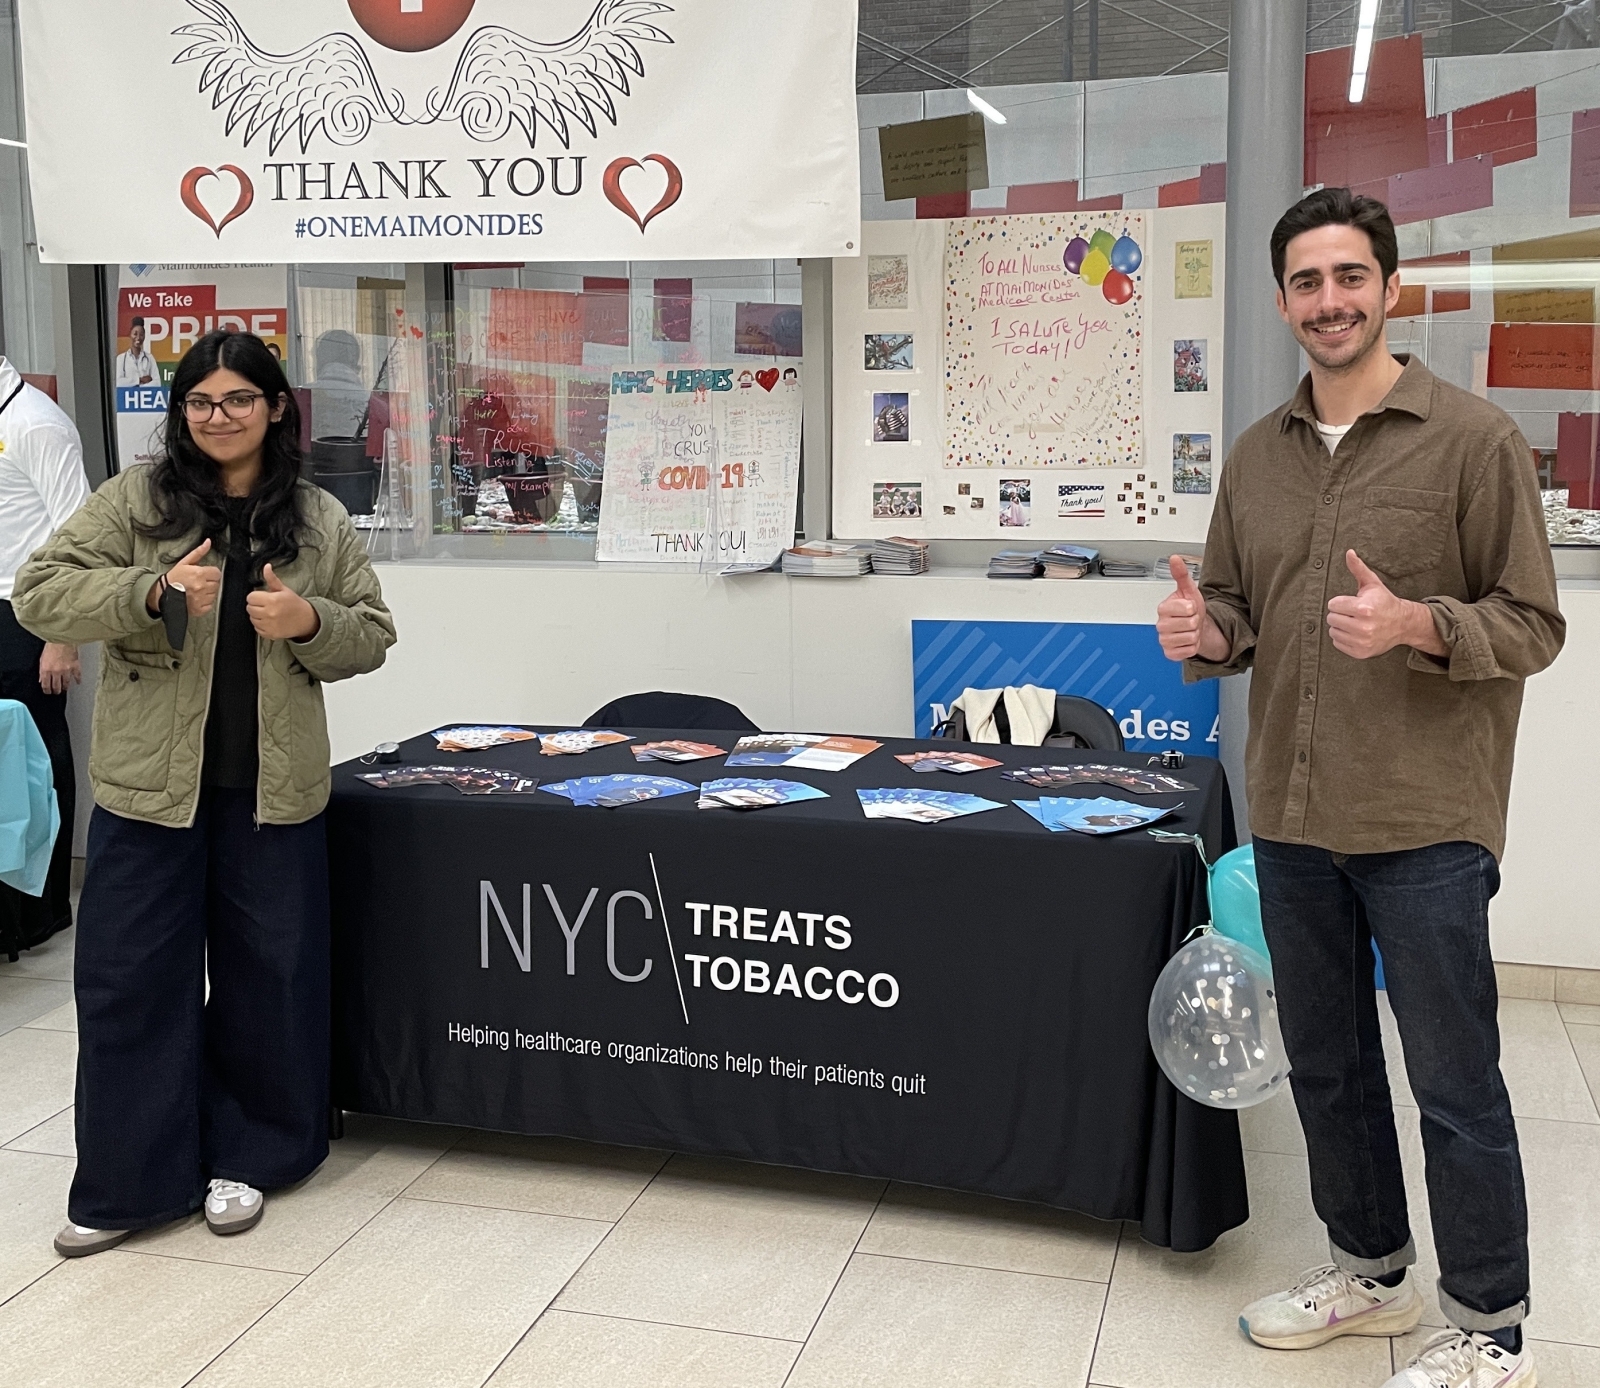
[0,358,91,955]
[115,320,160,390]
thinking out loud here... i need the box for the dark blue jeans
[1253,838,1529,1334]
[69,790,330,1229]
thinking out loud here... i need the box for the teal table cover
[0,699,60,898]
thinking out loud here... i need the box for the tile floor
[2,927,1598,1388]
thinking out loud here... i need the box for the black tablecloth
[327,729,1248,1251]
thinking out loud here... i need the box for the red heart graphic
[755,368,779,392]
[602,154,683,233]
[410,325,424,339]
[181,165,254,238]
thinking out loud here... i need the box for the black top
[201,498,259,790]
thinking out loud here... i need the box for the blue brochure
[697,778,829,810]
[1015,795,1180,834]
[857,788,1005,823]
[541,775,696,808]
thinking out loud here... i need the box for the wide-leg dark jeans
[1253,837,1530,1334]
[69,790,330,1229]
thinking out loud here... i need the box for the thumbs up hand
[1325,550,1422,660]
[153,538,222,618]
[246,563,320,642]
[1156,554,1226,662]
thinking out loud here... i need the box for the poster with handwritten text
[597,366,803,564]
[943,213,1146,468]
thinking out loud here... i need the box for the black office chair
[584,691,761,733]
[934,693,1123,751]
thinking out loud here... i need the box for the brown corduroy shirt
[1187,356,1565,859]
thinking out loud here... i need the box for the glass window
[1301,12,1600,547]
[271,261,804,561]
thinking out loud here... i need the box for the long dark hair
[136,330,309,581]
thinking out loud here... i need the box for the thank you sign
[18,0,862,263]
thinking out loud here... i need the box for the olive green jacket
[11,466,395,828]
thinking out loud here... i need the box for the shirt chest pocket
[1355,486,1454,580]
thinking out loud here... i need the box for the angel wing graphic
[172,0,674,153]
[430,1,674,146]
[173,0,403,154]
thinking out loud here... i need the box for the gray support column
[1218,0,1306,841]
[1223,0,1306,455]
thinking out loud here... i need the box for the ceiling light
[0,137,27,149]
[966,89,1008,125]
[1349,0,1382,103]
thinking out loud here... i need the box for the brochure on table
[597,365,803,566]
[831,206,1225,542]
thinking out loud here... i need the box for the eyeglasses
[182,391,266,422]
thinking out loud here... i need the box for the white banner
[597,364,802,565]
[19,1,861,264]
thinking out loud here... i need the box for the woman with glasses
[11,329,396,1255]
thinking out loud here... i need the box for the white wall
[323,563,1593,970]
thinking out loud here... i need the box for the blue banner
[911,619,1220,754]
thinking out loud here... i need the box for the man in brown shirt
[1157,188,1562,1388]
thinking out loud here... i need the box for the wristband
[159,575,189,652]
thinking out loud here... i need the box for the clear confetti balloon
[1148,933,1289,1110]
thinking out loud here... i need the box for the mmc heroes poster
[114,265,288,468]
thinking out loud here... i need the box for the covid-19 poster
[114,265,288,470]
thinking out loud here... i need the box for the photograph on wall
[944,213,1146,468]
[868,254,910,309]
[1173,433,1213,494]
[1058,483,1107,518]
[1175,239,1214,299]
[999,478,1031,526]
[1174,339,1208,392]
[864,333,915,371]
[734,302,803,357]
[873,392,910,442]
[872,481,923,518]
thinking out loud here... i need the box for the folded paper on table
[542,775,696,807]
[725,734,881,771]
[857,787,1005,823]
[697,778,828,810]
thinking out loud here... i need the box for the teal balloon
[1110,235,1143,273]
[1210,845,1269,964]
[1063,236,1090,274]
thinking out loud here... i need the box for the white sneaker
[1382,1328,1535,1387]
[204,1179,264,1236]
[1239,1263,1423,1350]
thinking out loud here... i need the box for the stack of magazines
[987,549,1043,579]
[782,542,874,576]
[1168,552,1202,583]
[1100,557,1152,577]
[872,536,930,575]
[1040,544,1098,579]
